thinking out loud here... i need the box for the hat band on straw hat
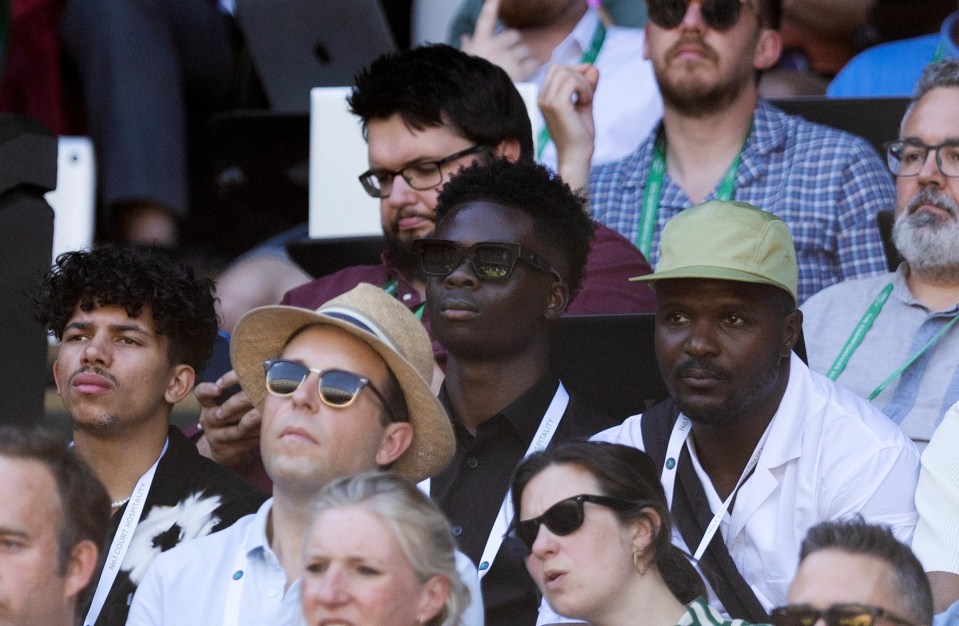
[320,307,402,355]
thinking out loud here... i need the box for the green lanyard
[383,278,425,320]
[635,128,748,258]
[827,281,959,400]
[932,41,945,63]
[535,21,607,161]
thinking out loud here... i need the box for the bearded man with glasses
[546,0,894,305]
[422,159,625,626]
[802,59,959,450]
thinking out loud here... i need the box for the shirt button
[267,588,278,598]
[451,524,463,536]
[466,457,478,469]
[402,293,412,301]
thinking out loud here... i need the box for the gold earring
[633,551,648,576]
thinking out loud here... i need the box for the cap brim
[231,305,454,483]
[629,265,795,300]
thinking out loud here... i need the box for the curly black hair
[34,246,218,373]
[434,159,596,297]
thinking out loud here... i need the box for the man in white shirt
[127,284,482,625]
[593,201,919,621]
[461,0,662,171]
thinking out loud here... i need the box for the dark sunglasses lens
[702,0,742,29]
[419,242,459,275]
[514,520,539,553]
[544,499,586,536]
[265,361,308,395]
[472,244,516,279]
[318,370,364,406]
[649,0,689,28]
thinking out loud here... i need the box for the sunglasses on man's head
[510,494,640,555]
[771,604,916,626]
[263,359,398,422]
[648,0,748,30]
[414,239,562,282]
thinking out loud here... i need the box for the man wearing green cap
[591,201,920,622]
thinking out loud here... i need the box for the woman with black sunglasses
[511,441,755,626]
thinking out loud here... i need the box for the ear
[544,280,571,321]
[492,138,522,164]
[781,308,803,359]
[629,507,661,556]
[415,574,451,625]
[753,28,782,71]
[164,364,195,404]
[53,359,63,396]
[63,540,100,601]
[375,422,414,467]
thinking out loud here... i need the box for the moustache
[666,37,719,63]
[904,188,959,220]
[68,366,119,387]
[675,358,729,380]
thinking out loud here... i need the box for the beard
[384,232,424,281]
[653,38,754,117]
[892,188,959,282]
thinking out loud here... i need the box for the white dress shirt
[595,355,919,613]
[531,9,662,172]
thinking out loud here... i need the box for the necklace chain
[111,496,131,509]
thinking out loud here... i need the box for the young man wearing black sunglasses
[777,519,933,626]
[422,159,625,626]
[128,284,484,625]
[548,0,895,305]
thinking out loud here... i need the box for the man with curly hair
[34,246,266,626]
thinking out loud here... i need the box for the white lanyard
[660,416,773,561]
[84,438,169,626]
[419,382,569,579]
[222,518,257,626]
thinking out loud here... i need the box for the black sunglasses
[648,0,748,30]
[771,604,916,626]
[263,359,398,422]
[511,494,640,554]
[414,239,562,282]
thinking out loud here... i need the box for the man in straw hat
[128,284,482,625]
[591,201,919,623]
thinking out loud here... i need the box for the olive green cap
[630,200,798,303]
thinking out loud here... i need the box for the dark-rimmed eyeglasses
[885,140,959,178]
[414,239,563,282]
[771,604,916,626]
[648,0,748,30]
[358,145,490,198]
[510,494,641,555]
[263,359,398,422]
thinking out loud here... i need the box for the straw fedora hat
[230,283,454,483]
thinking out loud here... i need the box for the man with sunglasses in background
[545,0,894,304]
[128,284,483,625]
[33,246,266,626]
[420,159,625,626]
[198,43,654,477]
[801,59,959,449]
[775,519,933,626]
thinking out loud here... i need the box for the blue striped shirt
[589,100,894,303]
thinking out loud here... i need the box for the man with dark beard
[802,59,959,448]
[546,0,894,304]
[592,201,918,623]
